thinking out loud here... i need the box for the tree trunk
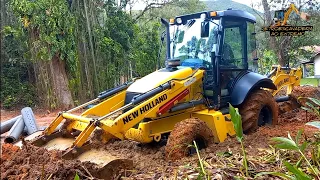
[261,0,292,67]
[83,0,99,93]
[277,36,292,66]
[51,54,74,109]
[261,0,276,49]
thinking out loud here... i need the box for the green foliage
[229,103,248,177]
[95,6,137,89]
[298,97,320,118]
[1,21,36,109]
[258,50,278,75]
[283,161,311,180]
[74,172,80,180]
[256,131,320,179]
[10,0,77,66]
[257,1,320,67]
[193,140,207,178]
[130,22,161,76]
[229,103,243,142]
[0,0,209,108]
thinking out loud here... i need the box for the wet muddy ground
[1,86,319,179]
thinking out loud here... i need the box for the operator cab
[162,9,258,108]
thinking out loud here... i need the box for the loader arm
[33,68,206,154]
[268,65,302,96]
[69,69,205,149]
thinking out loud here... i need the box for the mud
[1,86,319,179]
[278,86,320,114]
[165,118,214,160]
[1,143,100,180]
[290,86,320,102]
[1,123,318,179]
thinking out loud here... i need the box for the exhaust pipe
[0,115,22,134]
[21,107,38,135]
[4,116,25,143]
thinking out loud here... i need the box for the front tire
[239,89,278,133]
[165,118,214,160]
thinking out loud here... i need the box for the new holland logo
[261,3,313,36]
[122,94,168,124]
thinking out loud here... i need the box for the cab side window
[221,20,246,69]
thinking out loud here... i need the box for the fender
[230,72,277,106]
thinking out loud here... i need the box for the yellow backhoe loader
[272,3,310,27]
[20,9,302,179]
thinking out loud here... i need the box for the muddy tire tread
[165,118,214,160]
[239,89,278,132]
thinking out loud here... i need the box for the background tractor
[272,3,310,26]
[18,9,301,178]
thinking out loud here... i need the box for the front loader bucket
[66,146,133,179]
[14,130,133,179]
[11,82,136,179]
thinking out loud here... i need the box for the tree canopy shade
[1,0,319,109]
[1,0,206,109]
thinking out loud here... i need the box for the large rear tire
[165,118,214,160]
[239,89,278,133]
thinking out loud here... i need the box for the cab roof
[174,9,256,23]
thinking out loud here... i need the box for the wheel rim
[258,105,272,126]
[187,136,207,155]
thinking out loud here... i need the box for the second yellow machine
[27,9,301,177]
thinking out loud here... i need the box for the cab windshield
[169,18,220,69]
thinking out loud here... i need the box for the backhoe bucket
[300,12,310,21]
[63,145,133,179]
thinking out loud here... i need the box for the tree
[8,0,75,109]
[1,0,206,109]
[261,0,320,66]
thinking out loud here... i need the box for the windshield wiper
[209,19,219,26]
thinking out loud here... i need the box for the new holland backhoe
[20,9,302,179]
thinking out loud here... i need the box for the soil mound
[278,86,320,114]
[1,144,99,180]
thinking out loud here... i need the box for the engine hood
[127,67,193,93]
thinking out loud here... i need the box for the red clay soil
[290,86,320,100]
[278,86,320,114]
[165,118,215,160]
[0,86,319,179]
[1,144,20,161]
[0,122,318,179]
[1,143,100,180]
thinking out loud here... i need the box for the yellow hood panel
[127,67,193,93]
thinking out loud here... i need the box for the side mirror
[201,21,209,37]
